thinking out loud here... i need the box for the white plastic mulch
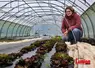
[66,42,95,68]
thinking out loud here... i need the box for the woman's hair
[65,6,75,13]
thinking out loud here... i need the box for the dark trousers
[62,28,83,42]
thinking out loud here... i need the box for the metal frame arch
[12,13,60,37]
[19,23,31,37]
[81,22,86,37]
[22,26,31,37]
[1,7,32,38]
[48,0,57,25]
[11,15,39,37]
[81,16,90,38]
[9,8,62,37]
[20,25,27,37]
[1,4,63,37]
[0,1,65,38]
[4,6,63,38]
[23,26,29,37]
[25,23,38,37]
[78,0,95,14]
[21,0,66,25]
[0,1,64,19]
[0,0,18,9]
[20,25,30,37]
[57,0,83,15]
[82,12,95,38]
[0,0,93,20]
[36,0,65,24]
[28,27,32,36]
[80,18,87,38]
[6,22,16,38]
[16,25,23,36]
[0,0,92,14]
[11,14,62,38]
[12,24,20,37]
[25,27,31,36]
[22,0,65,10]
[15,17,39,37]
[7,0,67,37]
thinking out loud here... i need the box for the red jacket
[61,13,82,33]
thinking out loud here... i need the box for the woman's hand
[64,30,68,36]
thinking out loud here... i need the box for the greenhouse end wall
[81,2,95,38]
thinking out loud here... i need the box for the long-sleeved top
[61,13,82,33]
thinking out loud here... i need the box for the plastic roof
[0,0,95,27]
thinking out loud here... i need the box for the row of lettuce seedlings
[14,38,58,68]
[50,41,74,68]
[0,39,48,67]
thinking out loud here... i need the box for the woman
[61,6,83,44]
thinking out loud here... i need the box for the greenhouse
[0,0,95,68]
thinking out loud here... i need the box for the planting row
[14,38,58,68]
[0,39,48,67]
[50,41,74,68]
[0,36,62,68]
[14,36,74,68]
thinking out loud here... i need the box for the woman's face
[66,9,73,16]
